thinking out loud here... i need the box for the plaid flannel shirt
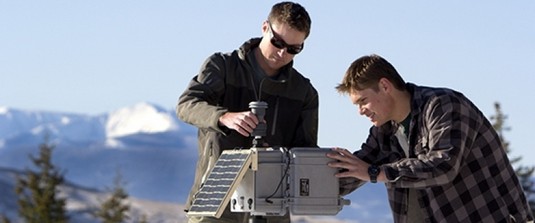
[340,83,533,223]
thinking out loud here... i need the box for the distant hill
[0,167,187,223]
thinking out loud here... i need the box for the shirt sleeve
[176,53,229,134]
[383,93,482,188]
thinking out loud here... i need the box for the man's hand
[327,147,371,181]
[218,111,260,137]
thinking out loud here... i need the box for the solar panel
[187,149,253,218]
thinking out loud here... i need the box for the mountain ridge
[0,102,189,149]
[0,102,197,203]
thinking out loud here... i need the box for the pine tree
[490,102,535,216]
[0,214,11,223]
[15,140,68,223]
[94,171,130,223]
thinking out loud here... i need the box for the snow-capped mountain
[0,102,197,203]
[0,102,393,222]
[0,102,195,149]
[105,103,180,138]
[0,110,101,148]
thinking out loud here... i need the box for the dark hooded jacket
[177,38,319,210]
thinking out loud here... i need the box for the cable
[265,147,291,204]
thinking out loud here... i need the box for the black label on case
[300,179,309,196]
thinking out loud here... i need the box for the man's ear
[379,78,391,93]
[261,21,269,35]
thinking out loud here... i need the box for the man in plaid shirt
[327,54,534,223]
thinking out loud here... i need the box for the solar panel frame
[187,149,253,218]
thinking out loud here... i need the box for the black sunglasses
[267,22,304,55]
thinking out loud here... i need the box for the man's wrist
[368,164,381,183]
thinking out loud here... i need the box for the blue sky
[1,0,534,166]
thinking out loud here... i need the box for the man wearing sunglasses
[177,2,316,223]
